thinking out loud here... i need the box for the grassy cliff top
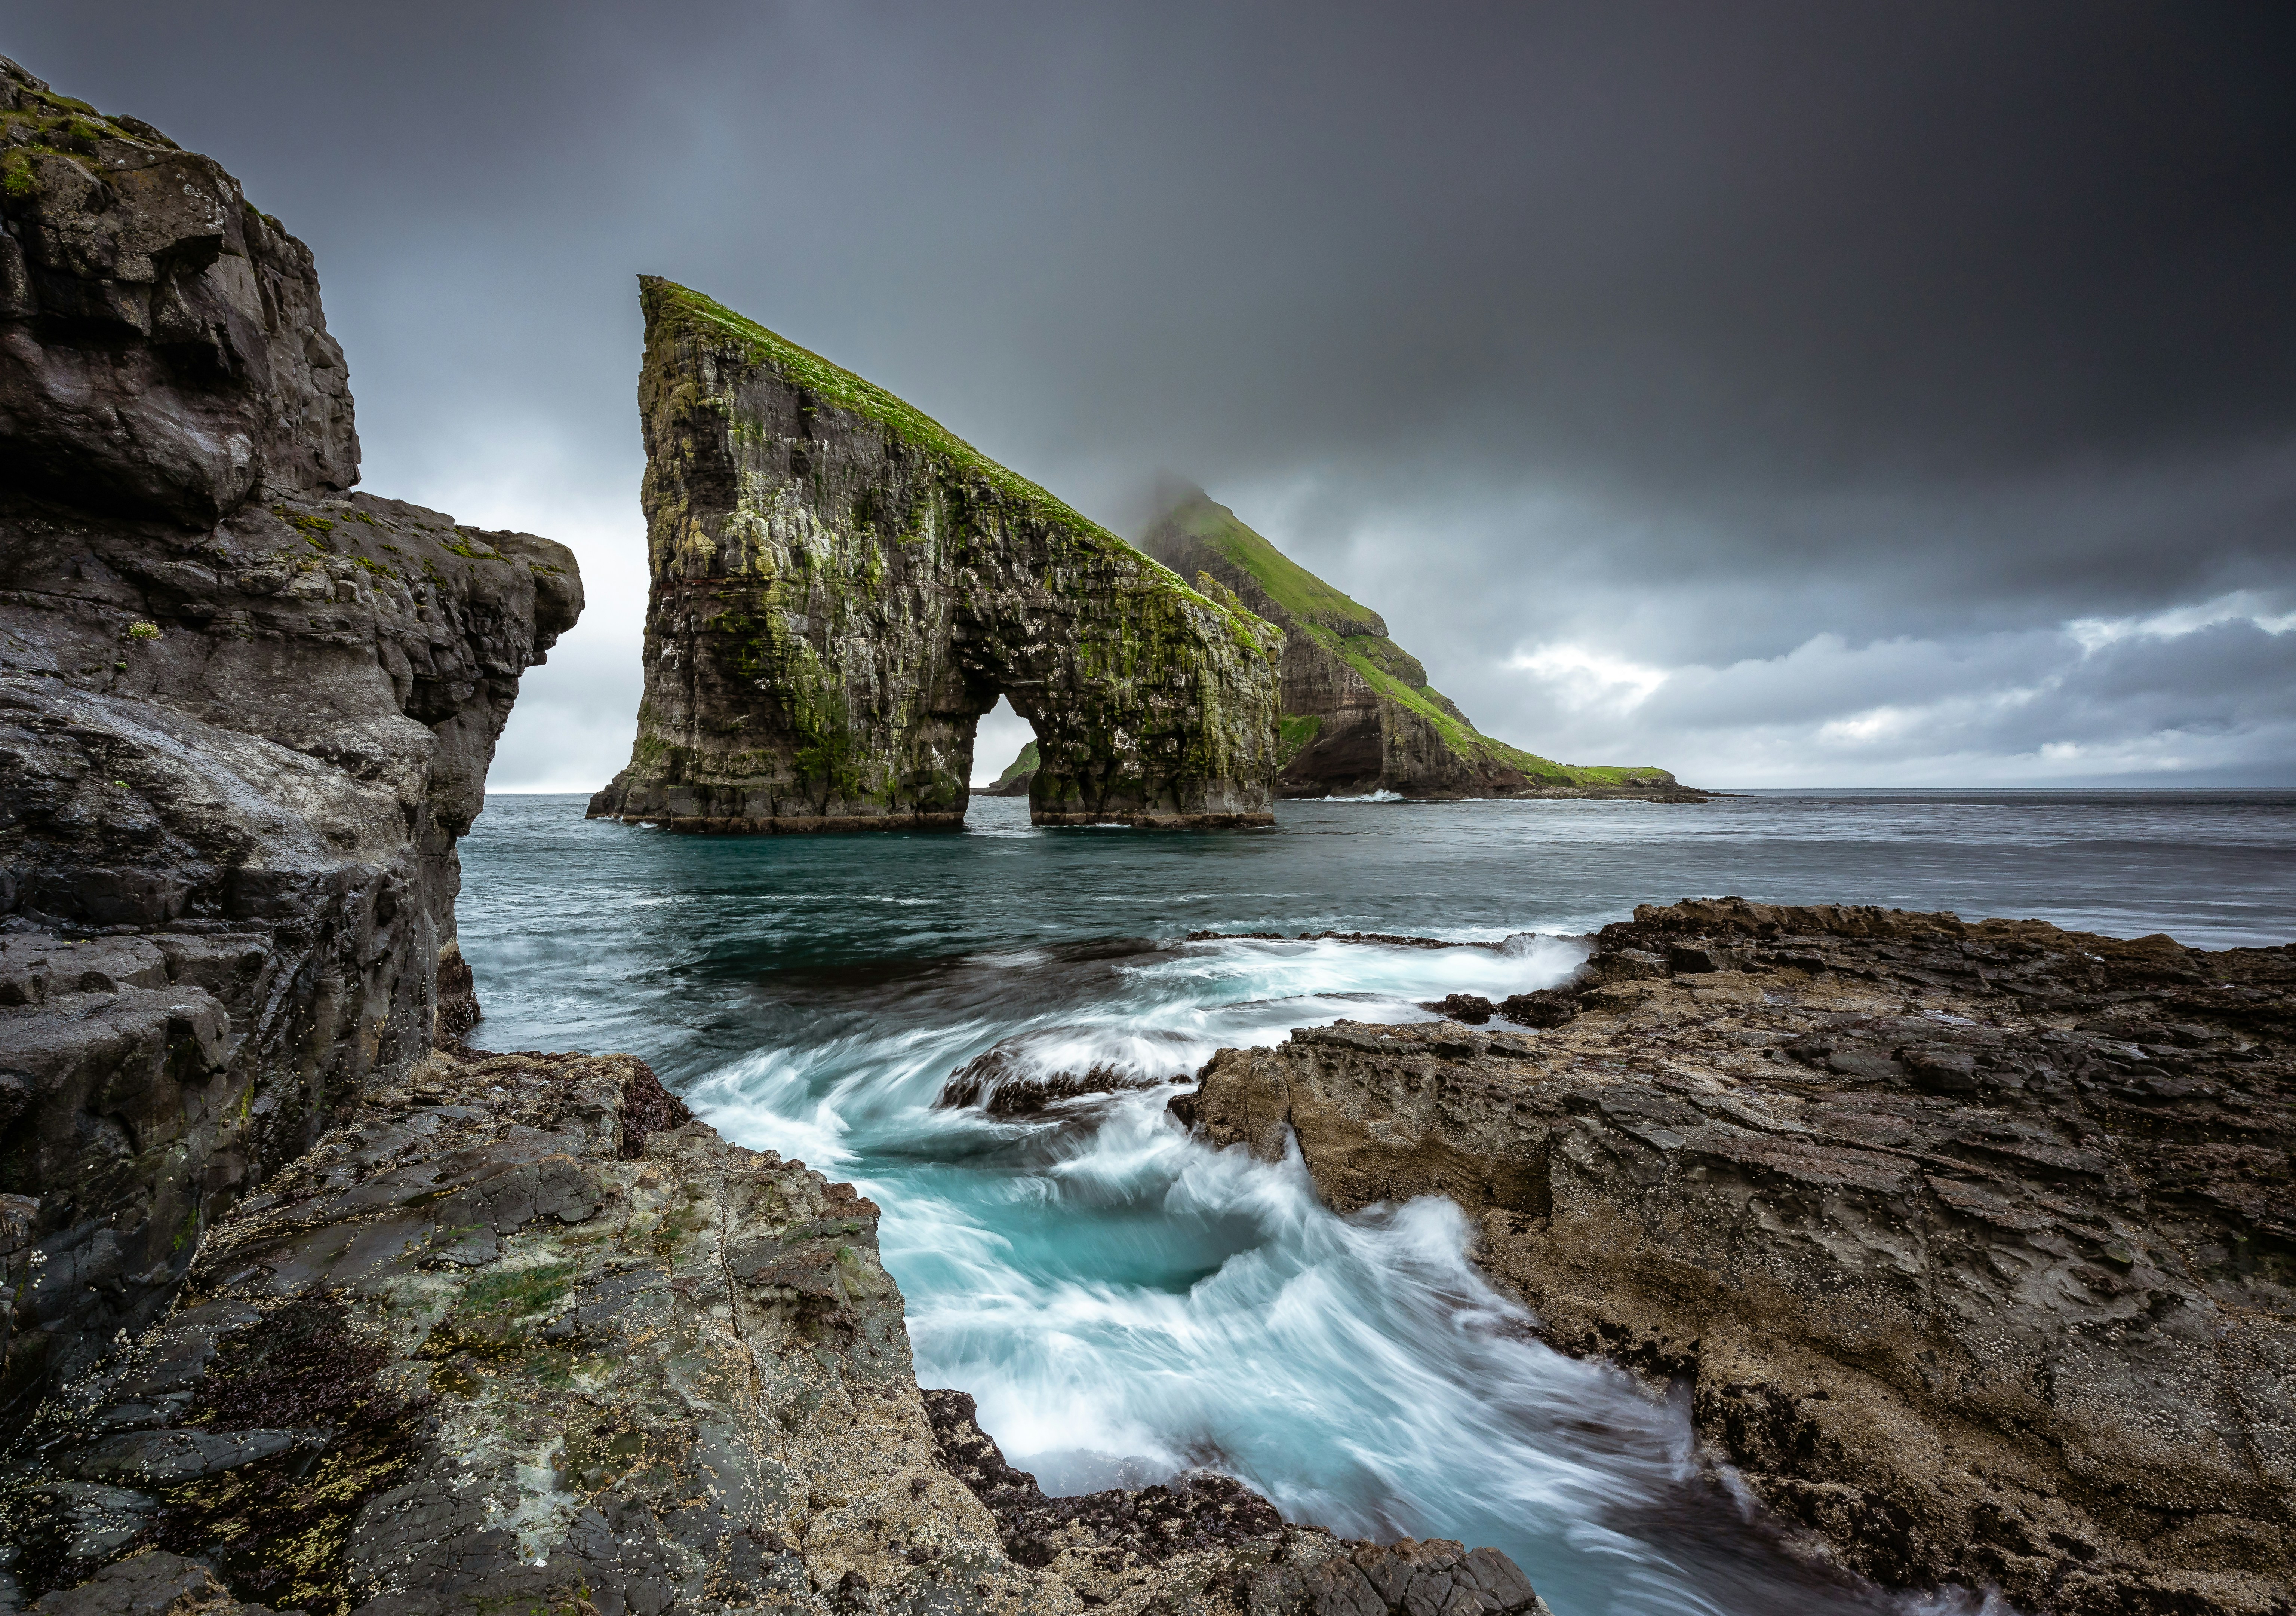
[643,277,1121,547]
[1153,494,1384,636]
[639,277,1285,654]
[1145,488,1677,789]
[990,740,1039,788]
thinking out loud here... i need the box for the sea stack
[1137,487,1688,799]
[588,279,1285,831]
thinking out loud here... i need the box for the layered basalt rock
[588,280,1284,832]
[1184,901,2296,1615]
[3,1045,1553,1616]
[0,57,581,1410]
[1135,490,1690,801]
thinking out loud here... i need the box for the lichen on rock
[588,279,1285,832]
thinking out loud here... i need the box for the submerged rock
[588,281,1284,833]
[1185,899,2296,1615]
[937,1043,1184,1116]
[0,56,581,1409]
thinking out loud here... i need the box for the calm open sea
[457,789,2296,1616]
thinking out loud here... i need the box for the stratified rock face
[1,1047,1552,1616]
[1135,491,1687,800]
[588,280,1283,831]
[0,58,357,526]
[0,59,581,1410]
[1186,901,2296,1616]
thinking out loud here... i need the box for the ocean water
[457,789,2296,1616]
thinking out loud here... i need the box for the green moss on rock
[592,278,1285,830]
[1138,490,1687,798]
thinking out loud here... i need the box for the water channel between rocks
[457,789,2296,1616]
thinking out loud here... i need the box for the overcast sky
[17,2,2294,786]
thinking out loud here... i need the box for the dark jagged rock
[1491,990,1576,1030]
[27,1549,278,1615]
[589,281,1284,833]
[1134,488,1693,801]
[0,58,356,526]
[936,1043,1183,1116]
[0,58,580,1411]
[923,1390,1553,1616]
[1421,994,1495,1024]
[1186,898,2296,1615]
[1185,931,1489,951]
[922,1389,1282,1568]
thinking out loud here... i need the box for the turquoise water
[456,790,2296,1616]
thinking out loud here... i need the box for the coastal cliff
[589,282,1284,831]
[1134,492,1687,801]
[0,55,581,1409]
[1184,902,2295,1614]
[0,58,1556,1616]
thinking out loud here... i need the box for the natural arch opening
[970,696,1039,791]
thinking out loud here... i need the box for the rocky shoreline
[0,53,1553,1616]
[1183,901,2295,1616]
[0,1040,1558,1616]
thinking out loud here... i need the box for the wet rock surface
[590,279,1283,833]
[0,58,581,1409]
[923,1391,1552,1616]
[1188,899,2296,1615]
[935,1045,1183,1117]
[3,1049,1551,1616]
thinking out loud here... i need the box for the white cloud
[1506,644,1669,712]
[2065,590,2296,654]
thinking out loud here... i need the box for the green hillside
[989,740,1038,789]
[1146,494,1677,792]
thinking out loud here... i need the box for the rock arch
[589,279,1284,831]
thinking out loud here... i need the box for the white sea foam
[689,931,1974,1615]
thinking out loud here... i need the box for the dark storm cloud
[11,1,2293,783]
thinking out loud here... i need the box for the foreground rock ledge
[0,1047,1553,1616]
[1186,899,2296,1616]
